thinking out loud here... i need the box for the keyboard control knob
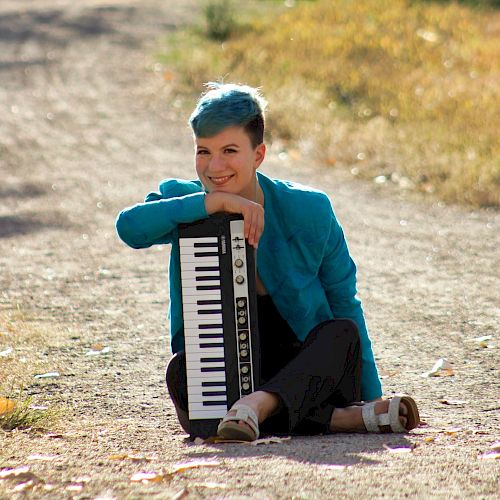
[241,366,249,374]
[240,349,248,357]
[239,333,247,341]
[238,316,246,325]
[237,299,245,308]
[235,258,244,268]
[242,382,250,391]
[235,275,245,284]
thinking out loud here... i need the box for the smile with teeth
[209,174,234,185]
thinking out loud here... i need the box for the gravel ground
[0,1,499,498]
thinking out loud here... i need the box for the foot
[330,399,409,432]
[221,391,281,438]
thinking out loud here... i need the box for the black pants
[166,295,362,435]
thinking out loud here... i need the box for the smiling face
[195,126,266,201]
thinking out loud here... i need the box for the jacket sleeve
[318,209,383,401]
[115,179,208,249]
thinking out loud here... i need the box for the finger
[247,209,258,248]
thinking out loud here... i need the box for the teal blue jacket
[116,171,382,400]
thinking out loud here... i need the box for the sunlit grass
[158,0,499,207]
[0,394,61,432]
[0,309,64,430]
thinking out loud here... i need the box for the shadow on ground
[181,432,416,466]
[0,212,70,238]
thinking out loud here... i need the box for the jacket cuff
[177,192,208,222]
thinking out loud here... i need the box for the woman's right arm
[115,179,208,249]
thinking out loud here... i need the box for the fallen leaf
[383,444,414,453]
[423,437,435,443]
[491,441,500,452]
[443,427,462,435]
[465,335,494,348]
[130,471,168,483]
[86,346,111,356]
[171,460,220,473]
[250,436,291,446]
[0,466,30,479]
[66,484,84,492]
[0,347,13,357]
[0,397,16,415]
[34,372,60,379]
[479,452,500,460]
[438,399,467,406]
[172,487,189,500]
[378,369,400,379]
[12,481,36,492]
[421,358,454,377]
[27,454,58,461]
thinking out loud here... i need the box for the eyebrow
[196,143,240,150]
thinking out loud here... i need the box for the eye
[196,149,209,156]
[224,148,238,154]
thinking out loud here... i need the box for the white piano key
[188,408,227,420]
[181,287,222,296]
[186,371,226,382]
[184,329,223,339]
[184,317,223,327]
[180,255,220,264]
[184,338,224,348]
[184,346,225,357]
[185,351,225,362]
[181,279,221,289]
[183,312,222,323]
[188,402,228,413]
[182,303,222,313]
[178,262,220,272]
[181,295,222,306]
[186,385,227,396]
[179,237,218,246]
[182,270,221,279]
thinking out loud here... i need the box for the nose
[208,154,226,172]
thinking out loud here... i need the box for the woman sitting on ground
[116,82,420,440]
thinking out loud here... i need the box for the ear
[254,143,266,170]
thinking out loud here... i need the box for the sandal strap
[220,404,259,438]
[361,402,380,432]
[361,398,408,433]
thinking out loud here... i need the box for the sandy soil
[0,1,499,498]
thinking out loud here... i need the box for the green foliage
[0,394,61,431]
[160,0,500,206]
[204,0,237,41]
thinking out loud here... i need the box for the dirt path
[0,1,498,498]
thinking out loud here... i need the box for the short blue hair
[189,82,267,147]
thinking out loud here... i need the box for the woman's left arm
[318,212,383,401]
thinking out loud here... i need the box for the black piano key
[199,323,223,329]
[199,333,223,339]
[202,381,226,387]
[194,242,219,248]
[203,400,227,406]
[196,285,221,291]
[195,266,220,272]
[200,357,225,363]
[202,390,226,397]
[201,366,225,372]
[198,309,223,315]
[197,299,222,305]
[199,343,224,348]
[194,251,219,257]
[196,276,221,281]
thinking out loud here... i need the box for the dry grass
[0,308,64,430]
[158,0,499,207]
